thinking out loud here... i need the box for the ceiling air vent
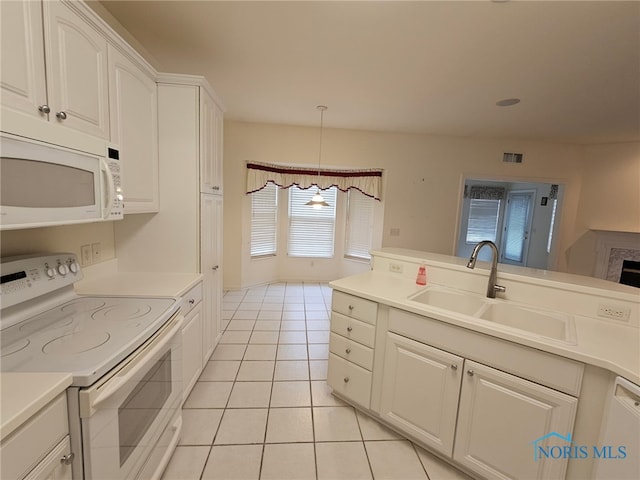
[503,152,523,164]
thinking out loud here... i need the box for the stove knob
[57,264,69,276]
[69,262,80,274]
[46,267,56,278]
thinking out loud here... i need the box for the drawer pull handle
[467,370,474,377]
[451,364,458,370]
[344,376,350,383]
[61,453,75,465]
[345,348,351,354]
[189,299,195,305]
[346,326,353,332]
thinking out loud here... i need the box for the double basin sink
[408,286,577,344]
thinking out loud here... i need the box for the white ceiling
[99,0,640,145]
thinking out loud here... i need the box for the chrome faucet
[466,240,506,298]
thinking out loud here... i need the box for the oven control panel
[0,253,83,310]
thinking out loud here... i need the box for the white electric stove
[0,253,184,480]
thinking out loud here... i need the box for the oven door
[78,314,183,480]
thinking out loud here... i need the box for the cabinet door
[24,436,72,480]
[43,0,109,139]
[108,44,159,213]
[200,90,223,194]
[379,332,463,457]
[0,0,48,123]
[182,303,203,401]
[200,194,223,364]
[454,360,578,480]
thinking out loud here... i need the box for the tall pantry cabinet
[114,74,224,364]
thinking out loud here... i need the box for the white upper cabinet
[1,0,110,141]
[200,89,223,194]
[0,1,48,123]
[108,44,159,213]
[43,0,110,139]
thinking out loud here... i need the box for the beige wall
[566,142,640,276]
[223,120,586,289]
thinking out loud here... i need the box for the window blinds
[345,189,374,260]
[288,186,337,258]
[250,182,278,257]
[466,199,501,243]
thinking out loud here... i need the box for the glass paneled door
[501,190,534,266]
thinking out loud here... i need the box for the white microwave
[0,133,123,230]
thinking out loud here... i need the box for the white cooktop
[0,294,178,387]
[1,253,180,387]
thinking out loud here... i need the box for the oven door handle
[91,315,184,409]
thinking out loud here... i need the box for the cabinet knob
[60,452,75,465]
[467,370,474,377]
[346,326,353,332]
[348,305,354,311]
[451,364,458,370]
[343,377,350,383]
[38,104,50,114]
[189,299,195,305]
[345,348,351,354]
[212,265,219,271]
[212,186,220,191]
[56,111,67,120]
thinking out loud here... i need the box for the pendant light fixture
[306,105,330,209]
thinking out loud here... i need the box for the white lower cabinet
[327,293,377,410]
[453,360,578,480]
[378,330,579,480]
[181,282,204,402]
[380,332,463,457]
[0,394,71,480]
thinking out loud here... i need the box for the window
[345,189,374,260]
[466,199,501,243]
[287,186,337,257]
[250,182,278,257]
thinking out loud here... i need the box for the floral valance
[464,185,506,200]
[246,162,383,200]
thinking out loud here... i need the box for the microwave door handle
[91,315,184,409]
[100,158,115,219]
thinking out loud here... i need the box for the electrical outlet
[597,303,631,321]
[80,245,92,266]
[91,242,102,263]
[389,263,403,273]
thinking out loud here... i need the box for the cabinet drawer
[327,353,372,409]
[1,394,68,480]
[181,282,203,316]
[332,291,377,325]
[330,332,374,371]
[331,312,375,348]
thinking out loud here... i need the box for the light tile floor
[162,283,473,480]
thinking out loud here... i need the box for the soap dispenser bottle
[416,265,427,285]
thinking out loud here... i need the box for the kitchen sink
[409,288,486,316]
[408,287,577,344]
[478,302,577,344]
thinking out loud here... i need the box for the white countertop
[0,372,72,440]
[330,269,640,384]
[76,270,202,298]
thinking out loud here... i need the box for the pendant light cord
[316,105,327,188]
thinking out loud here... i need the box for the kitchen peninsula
[328,248,639,480]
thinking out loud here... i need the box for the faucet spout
[466,240,506,298]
